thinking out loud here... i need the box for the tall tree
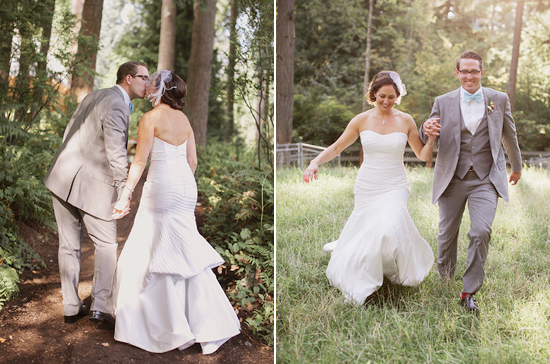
[158,0,177,72]
[37,0,56,75]
[507,0,525,112]
[70,0,104,103]
[362,0,374,112]
[186,0,217,146]
[225,0,238,140]
[276,0,294,145]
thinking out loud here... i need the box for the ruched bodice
[355,131,409,195]
[324,130,434,305]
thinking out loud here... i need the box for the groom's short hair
[456,51,483,70]
[116,62,148,84]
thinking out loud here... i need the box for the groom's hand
[509,171,521,186]
[423,118,441,138]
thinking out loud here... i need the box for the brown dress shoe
[460,294,479,313]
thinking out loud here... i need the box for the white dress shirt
[460,86,485,135]
[115,84,131,107]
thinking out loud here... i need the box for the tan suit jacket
[420,87,522,203]
[44,86,130,220]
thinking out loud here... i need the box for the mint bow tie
[129,102,134,114]
[464,91,482,103]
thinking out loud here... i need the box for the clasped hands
[112,198,131,220]
[423,117,441,139]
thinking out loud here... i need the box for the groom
[44,61,149,327]
[420,51,522,313]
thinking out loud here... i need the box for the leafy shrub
[0,138,56,309]
[196,143,274,345]
[0,266,20,309]
[293,93,356,146]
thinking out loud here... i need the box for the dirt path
[0,171,273,363]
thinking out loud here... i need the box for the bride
[303,71,435,305]
[111,70,240,354]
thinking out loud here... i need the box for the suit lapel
[448,88,462,151]
[110,86,130,144]
[482,88,499,160]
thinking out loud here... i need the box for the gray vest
[454,111,493,180]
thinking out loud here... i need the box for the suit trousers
[52,194,117,316]
[437,170,498,293]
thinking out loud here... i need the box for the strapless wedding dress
[324,130,434,305]
[114,136,240,354]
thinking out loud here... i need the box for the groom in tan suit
[420,51,522,313]
[44,62,149,326]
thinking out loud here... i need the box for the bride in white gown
[303,71,435,305]
[111,70,240,354]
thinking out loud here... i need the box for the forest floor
[0,172,273,364]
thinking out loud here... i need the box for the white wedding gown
[114,136,240,354]
[324,130,434,305]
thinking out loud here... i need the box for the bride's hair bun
[161,73,187,111]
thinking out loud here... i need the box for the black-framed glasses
[131,74,150,82]
[458,69,481,76]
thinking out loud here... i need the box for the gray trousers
[52,194,117,316]
[437,170,498,294]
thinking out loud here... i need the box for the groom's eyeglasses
[458,69,481,76]
[132,74,150,82]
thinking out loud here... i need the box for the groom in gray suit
[44,61,149,326]
[420,51,522,313]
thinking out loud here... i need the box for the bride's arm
[112,113,155,219]
[186,131,198,174]
[406,116,435,162]
[303,115,361,183]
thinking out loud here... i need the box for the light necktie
[464,91,482,103]
[129,102,134,114]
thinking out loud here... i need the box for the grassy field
[276,166,550,363]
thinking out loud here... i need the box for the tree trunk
[276,0,294,145]
[70,0,104,103]
[38,0,56,75]
[362,0,374,112]
[158,0,177,72]
[225,0,238,140]
[68,0,85,89]
[186,0,217,146]
[0,14,14,82]
[507,0,524,112]
[360,0,374,166]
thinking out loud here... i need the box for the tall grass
[276,166,550,363]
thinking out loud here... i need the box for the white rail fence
[276,143,341,169]
[276,143,550,169]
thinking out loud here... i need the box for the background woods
[0,0,274,344]
[282,0,550,152]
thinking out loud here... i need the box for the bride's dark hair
[159,73,187,111]
[365,71,401,106]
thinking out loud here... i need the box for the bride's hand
[303,162,319,183]
[112,197,131,220]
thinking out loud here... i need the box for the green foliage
[0,1,91,308]
[196,142,274,344]
[292,93,356,146]
[294,0,550,151]
[0,266,20,309]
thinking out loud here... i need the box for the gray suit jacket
[420,87,522,204]
[44,86,130,220]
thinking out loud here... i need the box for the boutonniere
[487,97,494,114]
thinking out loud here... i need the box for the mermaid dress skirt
[324,131,434,305]
[114,137,240,354]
